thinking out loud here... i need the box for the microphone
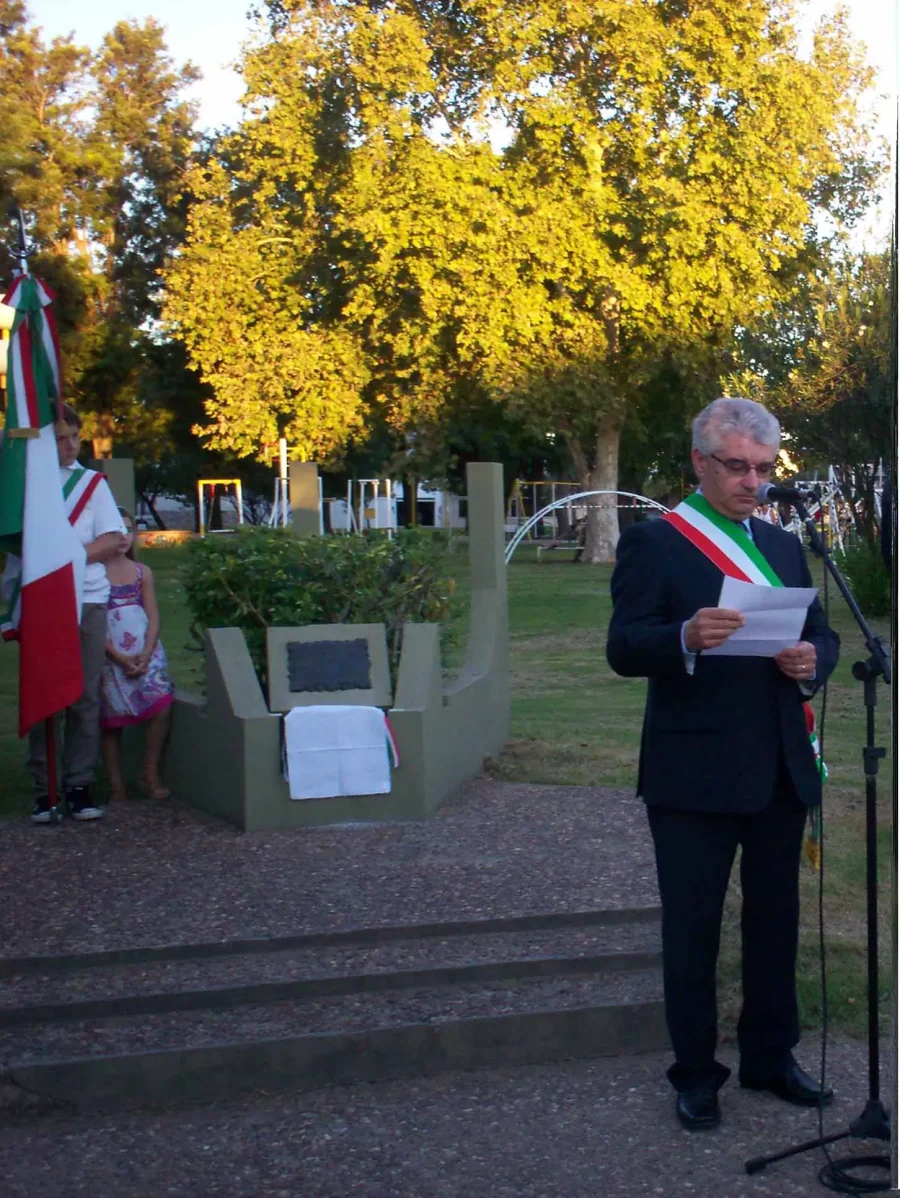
[756,482,809,506]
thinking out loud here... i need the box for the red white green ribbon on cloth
[663,491,826,868]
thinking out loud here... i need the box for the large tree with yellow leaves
[164,0,881,558]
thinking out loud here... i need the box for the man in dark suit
[607,397,839,1131]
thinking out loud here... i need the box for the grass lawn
[0,538,891,1041]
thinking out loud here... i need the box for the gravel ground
[0,1037,889,1197]
[0,969,664,1065]
[0,781,659,959]
[2,781,890,1195]
[0,923,661,1010]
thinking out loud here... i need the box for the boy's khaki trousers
[27,603,107,795]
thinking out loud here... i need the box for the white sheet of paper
[703,576,817,657]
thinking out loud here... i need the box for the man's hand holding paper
[683,606,745,651]
[702,576,818,659]
[773,641,818,682]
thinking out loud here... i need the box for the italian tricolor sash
[663,490,826,868]
[62,467,103,527]
[663,491,782,586]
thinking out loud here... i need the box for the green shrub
[182,527,460,686]
[833,540,890,618]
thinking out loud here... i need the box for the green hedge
[183,527,460,687]
[834,541,891,618]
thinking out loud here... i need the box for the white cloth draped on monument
[282,705,400,800]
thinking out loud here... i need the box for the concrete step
[0,905,661,977]
[0,909,667,1112]
[0,912,661,1025]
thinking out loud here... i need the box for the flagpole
[14,209,29,276]
[45,718,60,821]
[10,209,62,821]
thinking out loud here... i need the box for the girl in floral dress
[100,510,174,799]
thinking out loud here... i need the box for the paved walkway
[0,781,892,1195]
[0,1038,890,1197]
[0,781,659,959]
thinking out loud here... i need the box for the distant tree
[0,5,200,464]
[772,250,892,543]
[0,0,93,261]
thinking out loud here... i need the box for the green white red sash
[3,465,99,644]
[664,490,826,867]
[663,491,782,586]
[62,467,103,526]
[5,469,103,632]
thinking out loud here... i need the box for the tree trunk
[577,423,621,564]
[405,475,419,528]
[91,411,115,460]
[139,491,167,530]
[210,485,224,531]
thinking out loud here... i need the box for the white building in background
[409,483,468,530]
[329,481,467,533]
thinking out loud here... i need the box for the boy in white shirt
[29,404,127,822]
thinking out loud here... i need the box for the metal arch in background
[504,490,671,565]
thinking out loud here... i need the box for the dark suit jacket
[606,515,840,814]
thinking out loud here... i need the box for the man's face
[691,432,777,521]
[56,422,80,468]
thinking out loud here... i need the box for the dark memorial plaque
[268,623,391,710]
[287,638,372,694]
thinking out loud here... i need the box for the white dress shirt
[62,466,126,605]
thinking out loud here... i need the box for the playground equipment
[504,466,887,561]
[197,478,244,537]
[505,490,670,564]
[200,455,885,549]
[331,481,465,533]
[349,479,396,533]
[780,464,887,552]
[506,480,583,539]
[267,439,290,529]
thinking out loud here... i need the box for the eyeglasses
[708,452,775,480]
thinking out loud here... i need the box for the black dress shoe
[676,1085,721,1130]
[741,1061,834,1107]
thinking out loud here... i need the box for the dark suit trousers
[646,766,808,1092]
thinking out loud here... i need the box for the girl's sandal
[137,779,171,800]
[108,787,128,803]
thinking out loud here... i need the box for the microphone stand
[745,497,891,1184]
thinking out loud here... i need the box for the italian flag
[0,274,85,737]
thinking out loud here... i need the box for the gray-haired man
[607,397,839,1129]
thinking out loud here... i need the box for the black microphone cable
[812,527,891,1194]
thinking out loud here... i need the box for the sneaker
[66,787,104,821]
[31,796,60,824]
